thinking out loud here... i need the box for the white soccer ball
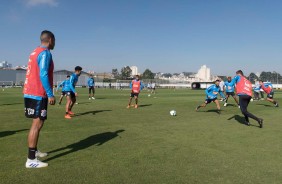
[170,110,177,116]
[250,98,254,102]
[148,94,151,97]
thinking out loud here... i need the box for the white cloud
[25,0,58,7]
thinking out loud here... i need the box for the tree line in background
[111,66,282,83]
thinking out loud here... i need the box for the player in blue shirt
[223,76,239,107]
[56,75,70,105]
[196,79,226,114]
[65,66,82,119]
[87,75,95,100]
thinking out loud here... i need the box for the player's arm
[87,78,90,87]
[38,51,54,97]
[129,82,133,89]
[219,90,226,99]
[69,75,76,93]
[205,86,212,98]
[140,82,145,90]
[56,81,65,91]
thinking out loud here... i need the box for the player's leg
[239,95,262,127]
[69,95,76,113]
[224,94,230,106]
[25,98,48,168]
[65,93,72,118]
[127,96,133,108]
[92,87,95,99]
[134,95,138,108]
[232,93,239,106]
[196,100,209,111]
[214,99,221,110]
[88,87,91,99]
[266,92,279,107]
[58,93,64,105]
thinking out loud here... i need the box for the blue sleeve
[38,51,54,97]
[219,90,226,98]
[232,75,240,84]
[140,82,144,90]
[57,81,65,90]
[69,75,76,93]
[129,82,132,89]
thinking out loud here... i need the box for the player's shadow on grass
[228,115,259,127]
[74,110,112,117]
[44,129,125,162]
[76,102,91,105]
[256,104,273,107]
[0,129,28,138]
[139,104,152,108]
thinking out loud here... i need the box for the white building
[195,65,211,82]
[0,61,12,69]
[130,66,138,76]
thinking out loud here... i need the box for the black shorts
[89,86,95,93]
[65,91,76,98]
[24,98,48,120]
[130,93,139,97]
[267,91,274,99]
[226,92,235,96]
[61,91,66,96]
[205,98,217,104]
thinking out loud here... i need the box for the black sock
[28,148,36,160]
[66,112,68,115]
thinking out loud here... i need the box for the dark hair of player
[75,66,82,71]
[236,70,244,76]
[40,30,55,42]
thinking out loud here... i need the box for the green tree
[162,73,172,78]
[120,66,132,79]
[142,69,154,79]
[248,72,259,83]
[112,68,120,79]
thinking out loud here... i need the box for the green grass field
[1,88,282,184]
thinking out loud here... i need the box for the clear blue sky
[1,0,282,76]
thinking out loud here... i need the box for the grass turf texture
[1,88,282,184]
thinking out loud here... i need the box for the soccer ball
[250,98,254,102]
[170,110,177,116]
[148,94,151,97]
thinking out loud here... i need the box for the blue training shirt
[24,46,54,100]
[205,84,225,100]
[69,73,79,93]
[224,81,235,93]
[129,79,145,90]
[57,79,71,92]
[87,78,95,87]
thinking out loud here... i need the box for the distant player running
[232,70,263,127]
[87,75,95,100]
[127,75,144,108]
[258,80,279,107]
[64,66,82,119]
[196,79,226,113]
[56,75,70,105]
[223,76,239,107]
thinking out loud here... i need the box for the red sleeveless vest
[132,80,141,93]
[261,85,271,94]
[235,76,253,96]
[23,47,54,97]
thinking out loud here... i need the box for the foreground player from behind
[56,75,70,105]
[23,30,56,168]
[259,80,279,107]
[127,75,144,108]
[65,66,82,119]
[223,76,239,107]
[196,79,226,113]
[232,70,263,128]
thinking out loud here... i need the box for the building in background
[130,66,138,76]
[195,65,211,82]
[0,61,12,69]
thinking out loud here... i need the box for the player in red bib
[127,75,144,108]
[232,70,263,128]
[259,80,279,107]
[23,30,56,168]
